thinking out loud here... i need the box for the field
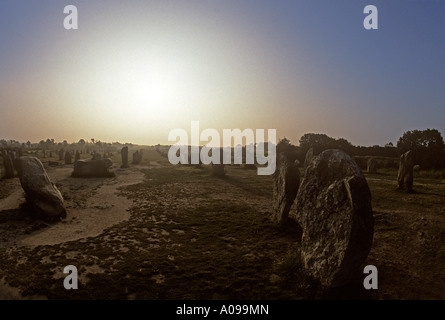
[0,148,444,299]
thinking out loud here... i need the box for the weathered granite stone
[367,158,377,173]
[132,150,143,164]
[296,149,374,288]
[272,153,300,224]
[64,151,72,165]
[15,156,67,220]
[303,148,314,174]
[397,150,414,192]
[2,151,14,178]
[72,159,114,178]
[121,147,129,168]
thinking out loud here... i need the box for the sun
[89,48,193,123]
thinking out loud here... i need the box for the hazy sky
[1,0,444,146]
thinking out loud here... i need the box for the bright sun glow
[85,46,196,126]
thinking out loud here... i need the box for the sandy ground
[0,163,147,299]
[0,165,145,248]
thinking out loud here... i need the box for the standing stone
[397,150,414,193]
[296,149,374,288]
[132,151,139,164]
[132,150,143,164]
[121,147,129,168]
[8,151,15,164]
[14,156,67,220]
[49,151,53,158]
[64,151,72,165]
[303,148,314,174]
[59,149,64,161]
[272,153,300,224]
[75,151,81,162]
[367,158,378,173]
[43,150,46,158]
[72,159,114,178]
[2,151,14,178]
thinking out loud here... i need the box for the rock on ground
[14,156,67,221]
[296,149,374,288]
[72,159,115,178]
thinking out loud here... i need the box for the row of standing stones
[155,146,226,177]
[1,147,415,283]
[0,147,144,221]
[273,148,415,288]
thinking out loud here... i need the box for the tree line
[278,128,445,169]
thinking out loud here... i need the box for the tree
[276,137,298,162]
[397,129,445,169]
[299,133,353,155]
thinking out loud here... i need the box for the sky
[0,0,444,147]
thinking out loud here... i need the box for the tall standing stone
[64,151,73,165]
[397,150,414,193]
[272,153,300,224]
[296,149,374,288]
[14,156,67,221]
[9,151,15,164]
[121,147,129,168]
[75,150,81,162]
[303,148,314,174]
[2,151,14,178]
[367,158,377,173]
[59,149,64,161]
[132,151,141,164]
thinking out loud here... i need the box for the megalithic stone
[121,147,129,168]
[15,156,67,221]
[65,151,73,165]
[397,150,414,193]
[296,149,374,288]
[3,152,15,178]
[272,153,300,224]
